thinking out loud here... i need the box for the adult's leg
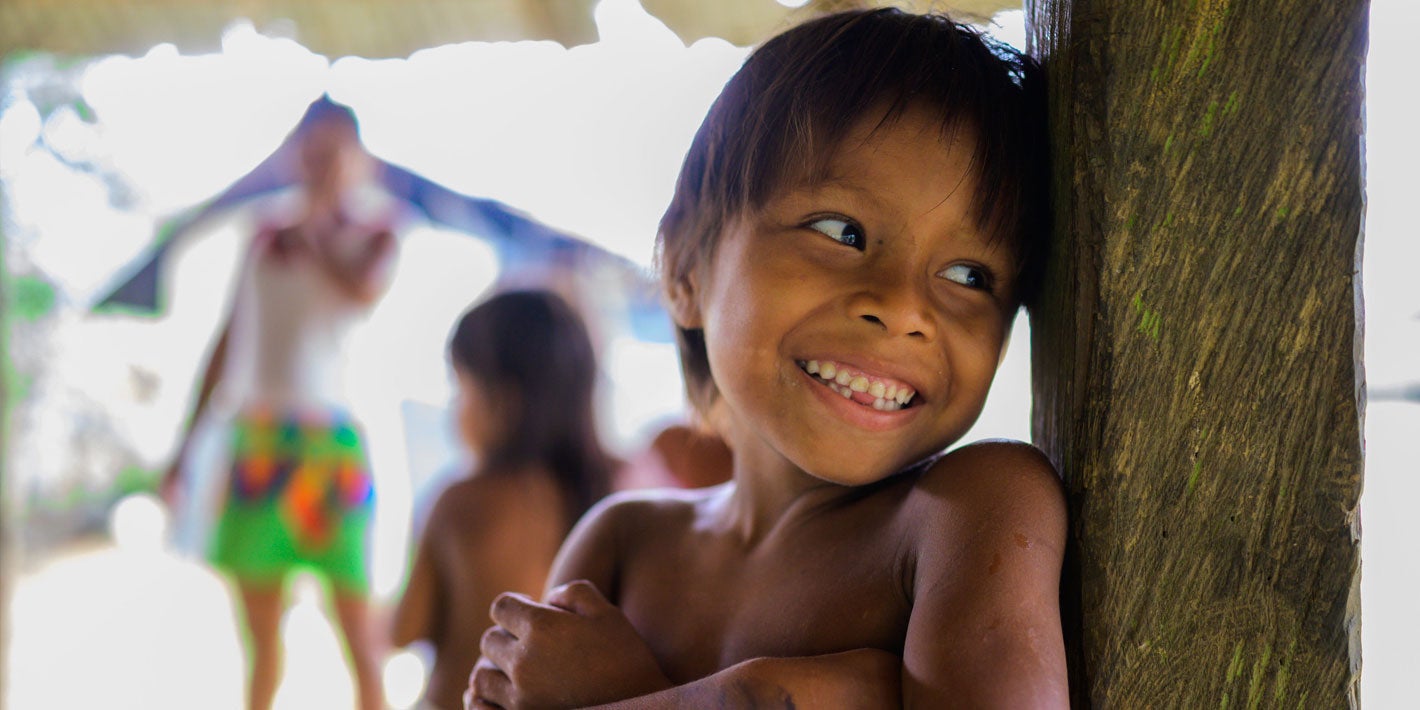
[320,413,383,709]
[235,580,286,710]
[330,587,385,710]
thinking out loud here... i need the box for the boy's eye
[939,263,992,291]
[807,217,866,251]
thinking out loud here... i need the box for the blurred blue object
[94,95,642,316]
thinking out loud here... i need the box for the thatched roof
[2,0,1020,58]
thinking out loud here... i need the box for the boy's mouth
[796,359,917,412]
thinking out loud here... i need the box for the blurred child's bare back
[395,468,570,710]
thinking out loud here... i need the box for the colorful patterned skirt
[208,407,375,594]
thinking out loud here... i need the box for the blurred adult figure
[163,97,397,710]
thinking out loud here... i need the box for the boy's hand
[469,580,672,710]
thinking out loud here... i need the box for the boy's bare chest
[616,513,913,684]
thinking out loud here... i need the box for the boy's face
[676,106,1019,486]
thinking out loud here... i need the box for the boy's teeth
[871,397,902,412]
[800,358,917,409]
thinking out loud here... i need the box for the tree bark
[1024,0,1367,706]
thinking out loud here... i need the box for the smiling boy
[469,9,1067,708]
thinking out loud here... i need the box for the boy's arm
[900,440,1070,708]
[470,494,671,709]
[473,583,901,710]
[586,650,900,709]
[471,494,905,710]
[540,491,626,595]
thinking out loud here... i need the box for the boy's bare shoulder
[906,440,1066,535]
[924,439,1060,487]
[579,484,726,534]
[548,484,728,592]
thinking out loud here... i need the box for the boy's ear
[666,273,704,329]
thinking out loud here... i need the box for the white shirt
[222,185,402,413]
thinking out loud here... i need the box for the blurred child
[470,9,1067,708]
[617,421,732,491]
[392,289,616,710]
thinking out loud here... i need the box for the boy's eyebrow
[794,171,877,199]
[796,171,978,222]
[778,175,890,216]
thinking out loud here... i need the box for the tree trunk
[1024,0,1367,706]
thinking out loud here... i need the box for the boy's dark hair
[449,289,614,523]
[656,8,1048,416]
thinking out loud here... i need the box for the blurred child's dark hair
[449,289,614,523]
[656,8,1048,416]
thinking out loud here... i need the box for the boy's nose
[850,277,936,340]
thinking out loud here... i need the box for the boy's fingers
[479,626,516,669]
[545,579,610,615]
[488,592,542,637]
[469,657,512,709]
[463,688,502,710]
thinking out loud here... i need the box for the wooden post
[1024,0,1367,705]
